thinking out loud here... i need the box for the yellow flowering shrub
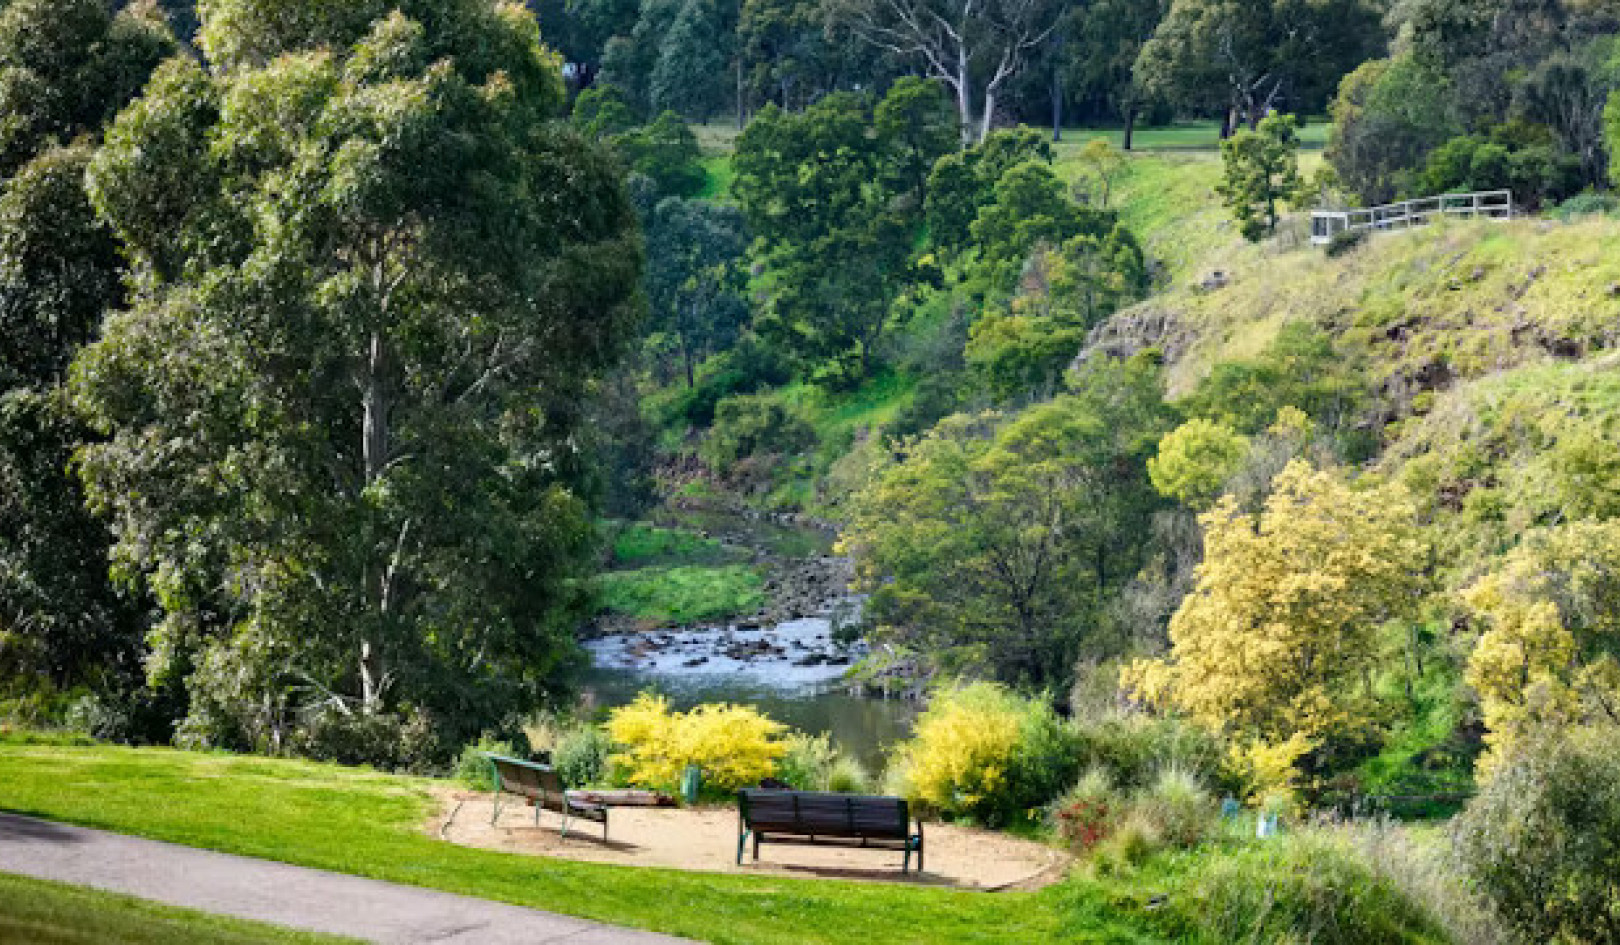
[1461,522,1620,777]
[1125,462,1425,787]
[890,683,1075,822]
[605,693,787,791]
[1234,732,1314,806]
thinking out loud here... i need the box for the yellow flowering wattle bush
[889,682,1076,823]
[605,693,787,792]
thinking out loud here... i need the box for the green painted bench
[485,754,608,840]
[737,789,924,873]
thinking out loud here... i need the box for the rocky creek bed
[580,507,922,765]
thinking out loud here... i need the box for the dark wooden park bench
[736,789,925,873]
[485,754,609,840]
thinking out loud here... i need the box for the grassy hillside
[673,125,1324,506]
[1103,217,1620,398]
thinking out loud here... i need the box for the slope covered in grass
[1093,217,1620,398]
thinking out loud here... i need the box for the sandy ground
[430,790,1068,891]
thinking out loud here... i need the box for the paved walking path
[0,812,694,944]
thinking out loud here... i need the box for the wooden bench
[485,754,609,840]
[736,789,924,873]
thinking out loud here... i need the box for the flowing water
[582,511,918,772]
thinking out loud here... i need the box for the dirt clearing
[430,790,1067,891]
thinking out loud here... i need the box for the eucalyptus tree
[0,0,173,692]
[836,0,1062,143]
[1136,0,1385,133]
[74,0,643,759]
[734,93,923,384]
[645,198,751,388]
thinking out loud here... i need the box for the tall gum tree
[74,0,643,754]
[0,0,174,691]
[836,0,1061,143]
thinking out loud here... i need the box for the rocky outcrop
[1073,302,1191,370]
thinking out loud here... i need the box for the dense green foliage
[844,356,1173,686]
[1217,113,1307,242]
[1328,0,1620,206]
[1454,726,1620,944]
[0,0,174,716]
[67,1,641,764]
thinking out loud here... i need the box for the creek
[581,508,918,773]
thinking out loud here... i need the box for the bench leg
[753,831,761,862]
[560,809,570,839]
[490,793,502,826]
[736,829,748,865]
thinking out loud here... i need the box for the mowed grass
[0,740,1155,945]
[0,871,357,945]
[1057,119,1328,152]
[597,563,767,624]
[691,119,1328,156]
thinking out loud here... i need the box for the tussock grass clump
[1182,831,1452,945]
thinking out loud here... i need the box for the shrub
[1071,712,1237,795]
[826,756,871,794]
[1556,192,1618,220]
[64,683,180,746]
[606,693,787,793]
[1050,767,1121,853]
[700,394,815,472]
[778,733,873,793]
[455,734,519,790]
[1183,831,1451,945]
[1453,726,1620,944]
[1092,811,1163,875]
[552,725,612,789]
[890,683,1078,824]
[1325,227,1367,257]
[1345,819,1509,945]
[1134,766,1217,849]
[778,732,837,790]
[288,709,408,769]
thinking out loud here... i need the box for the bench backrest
[487,754,565,799]
[738,789,910,839]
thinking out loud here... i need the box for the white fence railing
[1310,190,1514,245]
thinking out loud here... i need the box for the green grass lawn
[0,871,356,945]
[691,120,1328,157]
[608,523,734,569]
[1057,119,1328,152]
[597,563,768,624]
[0,739,1155,945]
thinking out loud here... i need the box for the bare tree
[836,0,1061,143]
